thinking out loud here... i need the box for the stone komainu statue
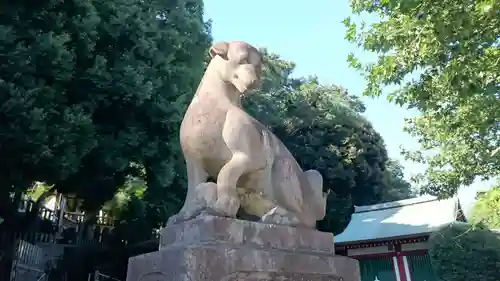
[169,41,328,228]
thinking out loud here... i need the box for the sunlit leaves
[470,186,500,229]
[345,0,500,197]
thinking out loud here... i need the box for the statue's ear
[209,41,229,59]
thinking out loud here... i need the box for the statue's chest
[180,97,229,147]
[180,105,233,167]
[184,104,226,132]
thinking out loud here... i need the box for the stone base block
[126,216,360,281]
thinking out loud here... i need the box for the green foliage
[245,51,412,233]
[470,186,500,229]
[104,172,186,243]
[103,176,147,218]
[429,223,500,281]
[0,0,211,219]
[345,0,500,197]
[380,159,415,201]
[25,182,54,201]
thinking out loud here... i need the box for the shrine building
[334,195,466,281]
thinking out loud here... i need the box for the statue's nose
[249,78,259,88]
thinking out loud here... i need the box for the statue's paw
[261,206,283,224]
[194,182,218,202]
[261,206,301,226]
[168,204,208,225]
[261,212,277,224]
[212,193,240,218]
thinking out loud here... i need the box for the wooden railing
[14,197,114,228]
[16,199,58,223]
[1,195,115,248]
[0,224,116,247]
[0,230,56,246]
[63,211,114,227]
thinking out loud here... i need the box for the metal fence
[0,239,48,281]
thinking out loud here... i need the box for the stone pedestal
[126,216,360,281]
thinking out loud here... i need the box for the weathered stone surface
[160,215,334,254]
[128,246,357,281]
[127,217,360,281]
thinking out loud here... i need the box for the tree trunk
[77,209,98,242]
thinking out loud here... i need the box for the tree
[380,159,415,202]
[244,50,401,233]
[470,186,500,229]
[344,0,500,197]
[0,0,211,221]
[103,176,157,245]
[429,223,500,281]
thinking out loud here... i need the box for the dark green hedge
[429,223,500,281]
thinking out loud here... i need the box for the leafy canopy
[344,0,500,197]
[380,159,415,201]
[470,186,500,229]
[429,223,500,281]
[0,0,211,215]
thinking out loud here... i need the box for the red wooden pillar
[392,253,407,281]
[392,244,413,281]
[402,256,413,281]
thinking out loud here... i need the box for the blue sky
[203,0,491,212]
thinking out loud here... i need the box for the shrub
[429,223,500,281]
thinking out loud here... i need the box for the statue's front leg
[212,153,251,217]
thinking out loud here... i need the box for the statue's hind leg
[238,168,275,219]
[304,169,328,221]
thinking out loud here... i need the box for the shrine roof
[335,195,464,244]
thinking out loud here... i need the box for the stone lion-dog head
[208,41,263,94]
